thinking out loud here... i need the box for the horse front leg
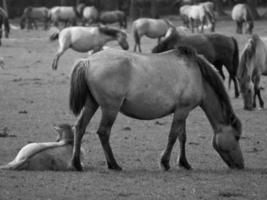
[254,76,264,108]
[160,111,191,170]
[97,109,122,170]
[71,99,98,171]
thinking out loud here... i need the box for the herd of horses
[0,2,266,172]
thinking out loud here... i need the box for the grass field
[0,15,267,200]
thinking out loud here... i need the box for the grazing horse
[132,18,172,52]
[68,46,244,171]
[0,7,10,45]
[199,1,216,32]
[76,3,99,26]
[179,5,191,28]
[232,4,253,34]
[49,6,77,27]
[186,4,213,33]
[0,124,85,171]
[152,27,240,97]
[50,25,129,70]
[180,2,215,32]
[99,10,127,28]
[238,34,267,110]
[20,7,50,30]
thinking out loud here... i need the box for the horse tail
[69,59,91,116]
[49,27,60,41]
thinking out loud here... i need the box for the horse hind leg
[97,108,122,170]
[71,98,99,171]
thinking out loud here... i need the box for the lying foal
[0,124,85,171]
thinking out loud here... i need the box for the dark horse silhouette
[0,7,10,46]
[152,27,240,98]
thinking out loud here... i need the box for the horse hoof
[178,160,192,170]
[108,163,122,171]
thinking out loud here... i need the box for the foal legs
[160,111,191,171]
[52,38,70,70]
[97,108,122,170]
[71,99,98,171]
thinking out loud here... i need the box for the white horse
[49,25,129,70]
[0,124,85,171]
[132,18,173,52]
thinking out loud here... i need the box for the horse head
[152,27,178,53]
[212,115,244,169]
[238,36,257,110]
[54,124,74,145]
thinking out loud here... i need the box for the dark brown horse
[152,27,240,97]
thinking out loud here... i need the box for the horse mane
[98,25,122,37]
[178,46,241,132]
[238,34,259,88]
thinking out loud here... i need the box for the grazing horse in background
[187,4,214,33]
[132,18,173,52]
[179,5,191,28]
[99,10,127,28]
[232,3,253,34]
[0,7,10,45]
[0,124,85,171]
[76,3,99,26]
[20,7,50,30]
[152,27,240,97]
[199,1,216,32]
[49,25,129,70]
[180,2,215,32]
[68,46,244,171]
[49,6,78,27]
[238,34,267,110]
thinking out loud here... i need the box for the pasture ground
[0,15,267,200]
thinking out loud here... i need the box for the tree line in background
[0,0,266,19]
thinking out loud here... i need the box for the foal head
[54,124,74,145]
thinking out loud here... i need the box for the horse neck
[200,82,231,132]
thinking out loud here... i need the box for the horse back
[133,18,169,38]
[51,6,76,20]
[83,49,203,119]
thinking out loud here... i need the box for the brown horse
[232,3,254,34]
[238,34,267,110]
[68,46,244,171]
[152,27,240,97]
